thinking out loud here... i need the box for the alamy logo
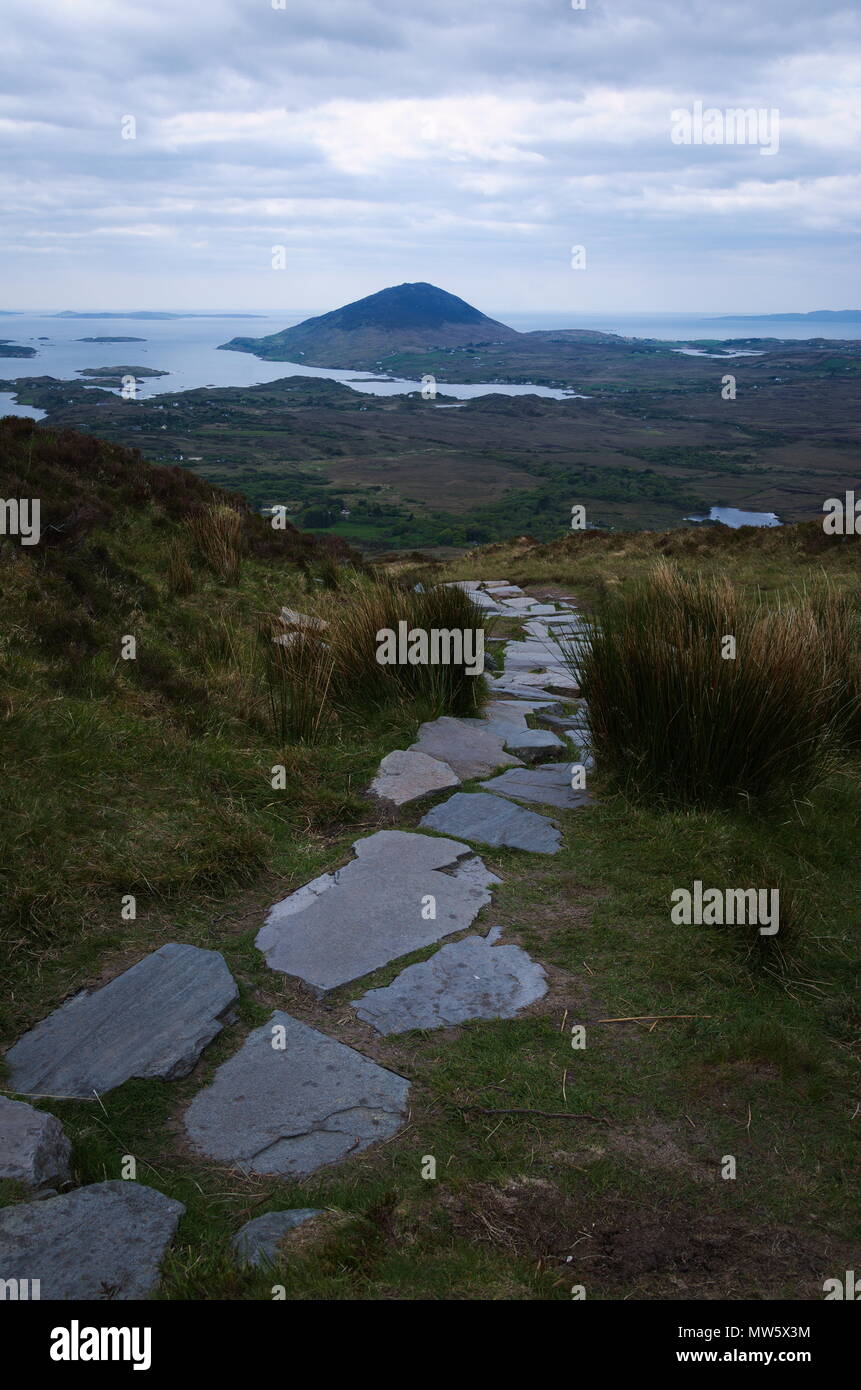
[670,102,780,156]
[822,492,861,535]
[0,1277,40,1299]
[0,497,40,545]
[823,1270,860,1300]
[376,622,484,676]
[50,1321,152,1371]
[671,881,779,935]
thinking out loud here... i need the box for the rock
[419,792,562,854]
[502,728,564,762]
[5,944,238,1099]
[479,763,593,811]
[409,716,522,780]
[487,679,579,701]
[368,749,459,806]
[492,671,580,696]
[353,926,547,1033]
[500,599,559,615]
[232,1209,324,1268]
[0,1181,184,1300]
[0,1097,71,1189]
[256,830,500,991]
[184,1011,410,1178]
[280,607,328,631]
[503,641,566,670]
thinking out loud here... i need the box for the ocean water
[0,310,855,419]
[0,312,581,410]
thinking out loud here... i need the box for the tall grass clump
[258,575,489,742]
[187,503,244,582]
[572,562,860,806]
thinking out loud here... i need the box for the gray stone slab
[495,669,580,695]
[0,1181,184,1300]
[504,647,566,673]
[479,763,593,811]
[500,597,555,613]
[232,1208,324,1268]
[487,679,576,702]
[184,1011,410,1178]
[256,830,500,991]
[502,728,565,762]
[0,1097,71,1189]
[368,749,459,806]
[409,715,522,780]
[419,792,562,854]
[5,944,239,1100]
[353,925,547,1033]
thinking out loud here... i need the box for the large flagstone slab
[479,762,593,811]
[501,728,564,762]
[419,792,562,854]
[5,944,239,1099]
[0,1181,184,1300]
[184,1012,410,1178]
[368,749,459,806]
[256,830,500,991]
[353,926,547,1033]
[409,715,522,780]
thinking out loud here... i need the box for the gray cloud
[1,0,858,313]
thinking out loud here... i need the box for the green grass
[1,426,859,1299]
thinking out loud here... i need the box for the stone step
[256,829,500,992]
[5,944,239,1100]
[419,791,562,854]
[184,1011,410,1179]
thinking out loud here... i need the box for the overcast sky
[2,0,859,316]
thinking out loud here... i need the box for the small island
[77,336,147,343]
[77,364,170,385]
[0,340,37,358]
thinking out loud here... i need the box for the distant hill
[714,309,861,322]
[220,282,520,367]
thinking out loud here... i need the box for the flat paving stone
[420,792,562,854]
[495,669,580,695]
[184,1011,410,1178]
[257,830,500,991]
[479,762,593,811]
[409,715,522,780]
[232,1209,324,1268]
[368,749,459,806]
[0,1181,184,1300]
[488,678,578,701]
[0,1096,71,1189]
[353,925,547,1033]
[502,728,564,762]
[5,944,239,1100]
[503,641,565,669]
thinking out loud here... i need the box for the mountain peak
[220,282,518,368]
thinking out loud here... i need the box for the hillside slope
[220,281,519,367]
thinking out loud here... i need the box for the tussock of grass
[573,562,860,807]
[259,573,489,743]
[186,502,244,583]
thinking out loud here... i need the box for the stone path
[0,579,593,1297]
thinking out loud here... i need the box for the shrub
[570,562,859,806]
